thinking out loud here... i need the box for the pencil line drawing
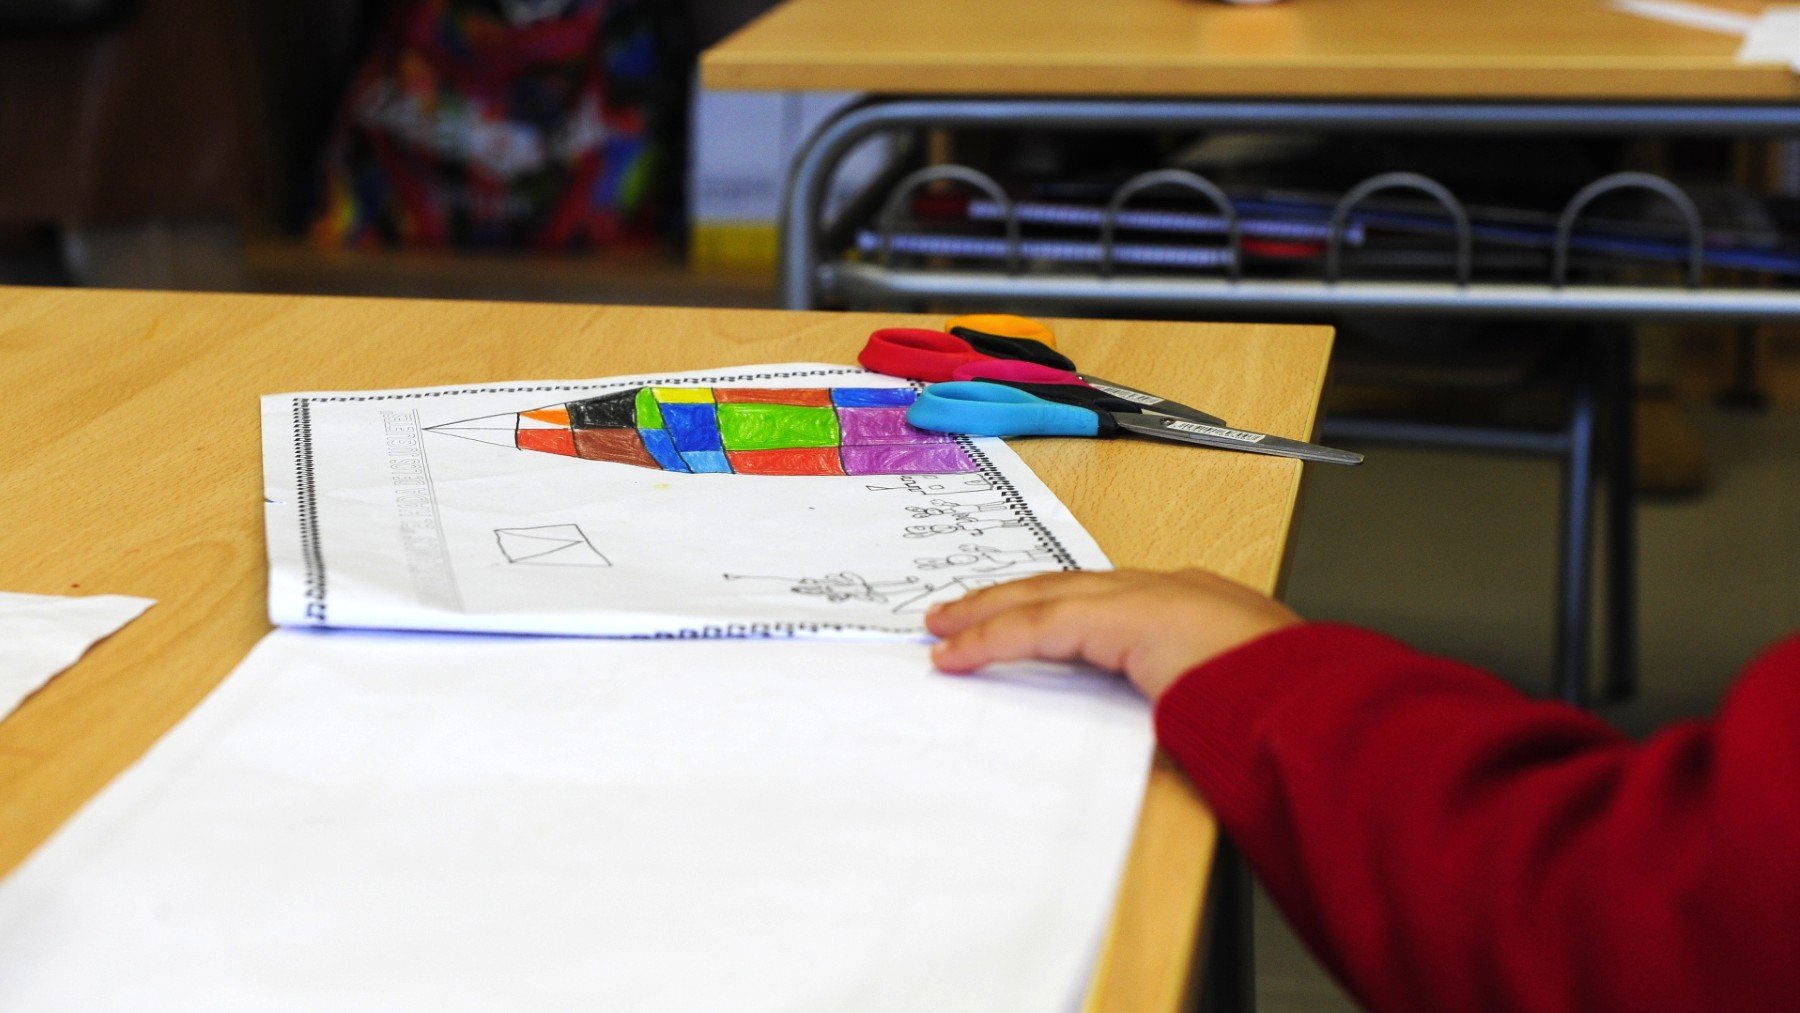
[724,569,1054,615]
[904,498,1014,519]
[904,518,1028,538]
[863,474,996,496]
[428,386,980,477]
[723,571,925,604]
[495,524,612,567]
[912,545,1062,573]
[888,573,1052,614]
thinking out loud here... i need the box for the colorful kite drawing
[426,386,981,477]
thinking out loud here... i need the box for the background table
[0,287,1332,1011]
[704,0,1797,99]
[702,0,1800,312]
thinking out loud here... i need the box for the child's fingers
[930,597,1096,673]
[925,570,1148,636]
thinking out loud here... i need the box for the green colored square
[634,386,663,429]
[717,403,840,450]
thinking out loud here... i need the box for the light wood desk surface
[703,0,1798,100]
[0,287,1331,1011]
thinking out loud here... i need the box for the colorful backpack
[311,0,671,250]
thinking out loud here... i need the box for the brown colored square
[572,427,658,468]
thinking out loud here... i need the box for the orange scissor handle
[943,313,1056,349]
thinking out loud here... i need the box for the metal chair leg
[1717,324,1770,411]
[1602,338,1639,702]
[1197,839,1256,1013]
[1555,359,1600,707]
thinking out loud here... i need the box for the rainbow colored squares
[427,386,979,477]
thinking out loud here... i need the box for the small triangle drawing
[494,524,611,567]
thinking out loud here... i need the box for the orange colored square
[517,427,575,457]
[714,387,833,407]
[726,447,845,476]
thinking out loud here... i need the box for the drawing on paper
[899,497,1029,538]
[913,545,1061,573]
[723,571,925,604]
[888,574,1050,614]
[724,569,1053,614]
[495,524,612,567]
[905,498,1013,520]
[863,474,996,496]
[427,386,980,477]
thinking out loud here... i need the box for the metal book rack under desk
[779,99,1800,706]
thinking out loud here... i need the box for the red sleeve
[1154,623,1800,1013]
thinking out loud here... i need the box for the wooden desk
[703,0,1797,99]
[0,287,1331,1011]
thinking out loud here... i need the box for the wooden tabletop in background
[702,0,1796,100]
[0,287,1331,1011]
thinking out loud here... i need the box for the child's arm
[928,571,1800,1013]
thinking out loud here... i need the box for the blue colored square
[638,428,689,472]
[682,450,732,474]
[831,387,916,408]
[662,402,723,452]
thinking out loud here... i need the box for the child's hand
[925,570,1302,701]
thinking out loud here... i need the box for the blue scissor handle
[907,381,1108,438]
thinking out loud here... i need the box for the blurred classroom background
[2,2,1795,1007]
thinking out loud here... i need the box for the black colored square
[566,388,641,429]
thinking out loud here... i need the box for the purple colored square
[841,443,978,475]
[837,406,954,445]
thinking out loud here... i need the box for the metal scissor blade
[1114,414,1364,466]
[1076,374,1229,427]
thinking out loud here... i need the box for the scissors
[859,315,1229,427]
[908,380,1364,467]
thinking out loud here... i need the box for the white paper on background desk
[0,629,1153,1012]
[1608,0,1756,36]
[0,591,154,722]
[1737,9,1800,67]
[262,363,1108,639]
[1610,0,1800,71]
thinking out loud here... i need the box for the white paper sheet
[1608,0,1756,36]
[1737,9,1800,68]
[262,364,1108,639]
[1610,0,1800,71]
[0,591,154,722]
[0,629,1152,1012]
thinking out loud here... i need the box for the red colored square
[714,387,833,407]
[726,447,845,476]
[517,427,575,457]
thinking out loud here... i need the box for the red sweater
[1154,624,1800,1013]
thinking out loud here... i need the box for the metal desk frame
[782,98,1800,316]
[780,96,1800,692]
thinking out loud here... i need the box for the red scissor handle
[858,327,988,382]
[950,359,1086,387]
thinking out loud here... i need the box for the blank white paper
[1608,0,1755,36]
[1738,10,1800,67]
[262,364,1109,639]
[0,629,1152,1012]
[0,591,153,722]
